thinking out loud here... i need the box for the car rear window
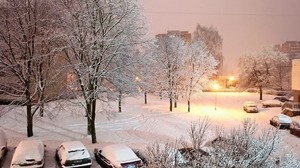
[64,158,91,166]
[121,160,143,168]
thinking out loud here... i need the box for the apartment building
[155,30,192,43]
[292,59,300,102]
[276,41,300,60]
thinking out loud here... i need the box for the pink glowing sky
[139,0,300,74]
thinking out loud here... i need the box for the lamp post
[213,83,220,111]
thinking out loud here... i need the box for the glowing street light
[213,83,220,91]
[213,83,220,111]
[228,76,235,82]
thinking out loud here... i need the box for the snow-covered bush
[143,140,188,168]
[143,118,300,168]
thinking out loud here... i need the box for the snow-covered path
[0,92,299,167]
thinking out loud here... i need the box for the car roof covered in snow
[11,139,44,166]
[101,144,141,166]
[274,114,292,123]
[60,141,86,151]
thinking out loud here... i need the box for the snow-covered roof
[101,144,141,166]
[10,139,44,167]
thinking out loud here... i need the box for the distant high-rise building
[276,41,300,60]
[155,30,192,43]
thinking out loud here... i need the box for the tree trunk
[259,86,263,100]
[144,92,147,104]
[174,94,177,108]
[91,99,97,143]
[169,97,173,112]
[27,104,33,137]
[119,91,122,112]
[86,98,97,143]
[159,91,162,100]
[188,100,190,112]
[86,101,91,135]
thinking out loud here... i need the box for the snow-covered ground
[1,92,299,167]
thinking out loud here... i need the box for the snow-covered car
[94,144,143,168]
[10,139,44,168]
[0,129,7,162]
[269,114,292,129]
[56,141,92,168]
[243,101,258,113]
[290,121,300,137]
[274,96,290,102]
[262,99,283,108]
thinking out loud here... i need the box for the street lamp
[213,83,220,111]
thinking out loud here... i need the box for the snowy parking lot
[0,92,299,167]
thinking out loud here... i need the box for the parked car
[274,96,291,102]
[243,101,258,113]
[262,99,283,108]
[56,141,92,168]
[10,139,44,168]
[290,121,300,137]
[0,130,7,163]
[94,144,143,168]
[269,114,292,129]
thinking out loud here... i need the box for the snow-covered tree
[183,41,218,112]
[270,51,290,91]
[60,0,147,143]
[193,24,223,71]
[134,43,157,104]
[239,46,289,100]
[0,0,62,137]
[153,36,187,112]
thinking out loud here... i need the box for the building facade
[276,41,300,60]
[155,30,192,43]
[292,59,300,103]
